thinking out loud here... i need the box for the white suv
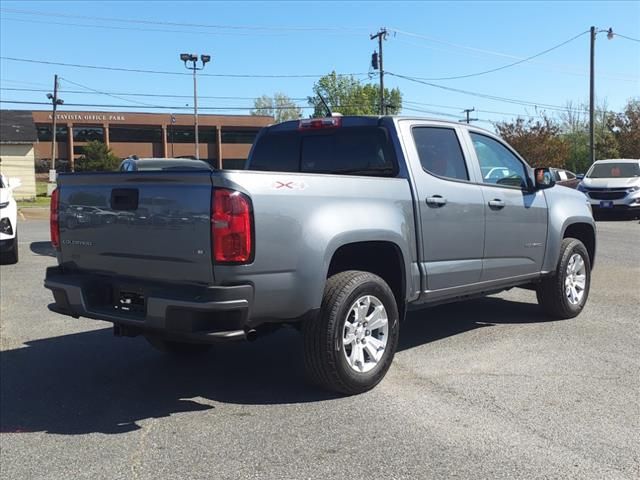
[0,174,20,264]
[577,159,640,217]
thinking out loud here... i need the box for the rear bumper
[44,266,254,343]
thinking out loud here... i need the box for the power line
[0,86,562,115]
[407,30,589,81]
[402,100,547,118]
[0,56,368,79]
[0,99,265,110]
[2,78,596,119]
[1,86,551,120]
[0,99,395,112]
[0,86,588,119]
[390,27,531,61]
[0,99,535,126]
[59,77,164,108]
[401,106,461,119]
[392,36,639,82]
[0,87,552,120]
[0,87,310,101]
[0,16,270,37]
[611,32,640,43]
[0,8,368,33]
[387,71,589,113]
[0,16,367,38]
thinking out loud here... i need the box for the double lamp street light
[180,53,211,161]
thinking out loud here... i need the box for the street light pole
[193,65,199,160]
[589,26,614,165]
[180,53,211,161]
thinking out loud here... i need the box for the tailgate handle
[111,188,139,211]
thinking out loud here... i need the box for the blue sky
[1,1,638,128]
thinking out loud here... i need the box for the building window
[169,126,217,143]
[109,125,162,143]
[74,126,104,142]
[36,124,68,142]
[221,128,260,144]
[73,146,86,155]
[223,159,247,169]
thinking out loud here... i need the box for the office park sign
[48,113,127,122]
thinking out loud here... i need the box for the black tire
[145,334,212,355]
[1,232,18,265]
[536,238,591,319]
[303,270,400,395]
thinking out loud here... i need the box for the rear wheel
[303,271,400,395]
[537,238,591,319]
[145,334,212,355]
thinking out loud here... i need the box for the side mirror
[533,168,555,190]
[576,173,584,180]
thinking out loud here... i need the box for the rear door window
[412,127,469,181]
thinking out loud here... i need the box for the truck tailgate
[57,171,214,285]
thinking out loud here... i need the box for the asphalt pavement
[1,219,638,479]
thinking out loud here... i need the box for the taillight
[298,117,342,130]
[50,188,60,250]
[212,188,253,264]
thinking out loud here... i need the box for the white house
[0,110,37,200]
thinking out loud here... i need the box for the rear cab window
[248,123,397,177]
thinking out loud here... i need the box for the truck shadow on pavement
[0,297,551,436]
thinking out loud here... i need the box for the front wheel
[537,238,591,319]
[303,271,400,395]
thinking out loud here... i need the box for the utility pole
[46,74,63,193]
[460,107,478,124]
[589,26,596,165]
[370,28,388,115]
[180,53,211,161]
[589,26,614,165]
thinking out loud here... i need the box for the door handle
[426,195,447,207]
[488,199,505,209]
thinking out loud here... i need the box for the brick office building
[31,110,273,171]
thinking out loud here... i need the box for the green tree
[559,100,622,173]
[494,114,569,168]
[307,71,402,117]
[75,141,121,172]
[559,101,590,173]
[251,92,302,123]
[610,98,640,159]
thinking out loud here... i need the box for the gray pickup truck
[45,116,596,394]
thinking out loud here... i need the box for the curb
[18,207,50,220]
